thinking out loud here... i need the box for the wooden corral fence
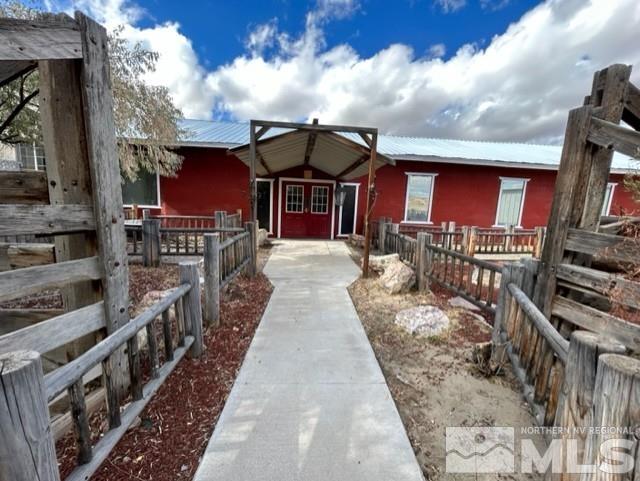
[378,220,545,257]
[125,210,246,264]
[202,223,257,326]
[489,64,640,475]
[379,223,502,314]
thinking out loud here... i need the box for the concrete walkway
[193,240,424,481]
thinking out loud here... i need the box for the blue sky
[132,0,540,68]
[51,0,640,143]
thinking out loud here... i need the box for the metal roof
[229,128,394,180]
[178,119,637,173]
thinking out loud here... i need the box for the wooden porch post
[249,121,257,223]
[362,131,378,278]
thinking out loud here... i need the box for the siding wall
[154,147,637,235]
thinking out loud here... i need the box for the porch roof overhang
[228,127,395,180]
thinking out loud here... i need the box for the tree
[0,1,184,180]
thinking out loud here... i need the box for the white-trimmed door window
[403,173,435,223]
[286,185,304,213]
[495,178,528,227]
[311,186,329,214]
[601,183,616,216]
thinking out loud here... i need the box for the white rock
[379,259,415,294]
[257,228,269,246]
[365,253,400,273]
[395,305,450,336]
[448,296,481,312]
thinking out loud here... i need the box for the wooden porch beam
[336,153,369,179]
[249,121,257,222]
[362,131,378,278]
[358,132,372,148]
[250,119,377,135]
[303,118,319,165]
[255,125,271,140]
[258,152,272,175]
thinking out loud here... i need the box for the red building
[122,119,637,238]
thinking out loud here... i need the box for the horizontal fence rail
[422,243,501,314]
[0,262,203,481]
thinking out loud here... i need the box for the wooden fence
[0,262,203,481]
[380,220,545,257]
[125,210,247,264]
[202,224,257,326]
[488,64,640,478]
[380,227,502,314]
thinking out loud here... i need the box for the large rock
[364,253,400,273]
[394,305,450,336]
[257,228,269,246]
[379,259,415,294]
[448,295,481,312]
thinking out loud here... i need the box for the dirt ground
[348,256,544,480]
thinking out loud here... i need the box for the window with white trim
[495,178,528,227]
[16,142,45,170]
[122,169,160,207]
[601,183,616,216]
[286,185,304,213]
[403,174,435,223]
[311,186,329,214]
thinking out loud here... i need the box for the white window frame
[123,171,162,209]
[310,185,329,214]
[493,176,529,228]
[601,182,617,216]
[402,172,437,224]
[337,182,360,237]
[256,178,274,234]
[285,184,304,213]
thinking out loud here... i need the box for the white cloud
[428,43,446,58]
[433,0,467,13]
[54,0,640,143]
[51,0,216,119]
[206,0,640,143]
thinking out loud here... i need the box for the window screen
[404,174,434,222]
[311,186,329,214]
[122,169,159,206]
[286,185,304,213]
[496,178,526,226]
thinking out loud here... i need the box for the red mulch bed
[56,268,273,481]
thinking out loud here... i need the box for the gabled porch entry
[230,120,393,260]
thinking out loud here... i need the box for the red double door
[281,180,333,238]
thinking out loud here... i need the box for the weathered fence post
[554,331,625,475]
[142,208,150,220]
[490,264,511,369]
[461,226,470,254]
[416,232,428,291]
[581,354,640,480]
[505,225,515,252]
[0,350,61,481]
[246,221,258,276]
[179,261,203,357]
[467,227,478,256]
[215,210,227,230]
[534,226,545,258]
[142,218,160,267]
[203,234,220,328]
[378,218,387,254]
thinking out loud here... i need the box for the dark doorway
[339,184,357,236]
[257,180,272,232]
